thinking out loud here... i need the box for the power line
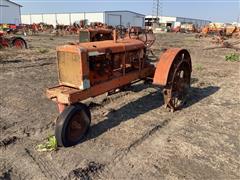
[152,0,163,24]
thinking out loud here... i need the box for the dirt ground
[0,33,239,180]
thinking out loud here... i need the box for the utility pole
[156,0,160,24]
[152,0,162,25]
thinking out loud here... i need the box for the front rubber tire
[55,103,91,147]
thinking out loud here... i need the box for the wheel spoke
[166,54,191,110]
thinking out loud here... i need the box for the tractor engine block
[57,39,146,90]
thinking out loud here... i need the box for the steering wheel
[115,25,126,38]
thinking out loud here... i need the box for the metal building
[21,11,145,27]
[145,15,211,28]
[0,0,22,25]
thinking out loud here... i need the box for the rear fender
[153,48,192,86]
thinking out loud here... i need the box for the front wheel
[55,103,91,147]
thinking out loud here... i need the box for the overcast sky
[15,0,240,23]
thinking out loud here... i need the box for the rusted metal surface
[46,34,192,146]
[197,24,240,39]
[48,45,191,112]
[0,32,27,49]
[128,27,156,49]
[47,66,155,104]
[153,48,192,86]
[57,49,89,89]
[78,26,156,50]
[55,103,91,147]
[58,39,145,54]
[67,111,87,142]
[162,60,191,111]
[0,32,10,48]
[57,102,67,113]
[153,49,192,111]
[180,23,196,33]
[48,41,192,109]
[79,28,113,43]
[225,25,237,36]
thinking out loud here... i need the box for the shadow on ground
[86,85,220,141]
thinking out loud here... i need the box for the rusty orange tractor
[46,30,192,147]
[0,31,27,49]
[225,25,239,38]
[180,23,196,33]
[198,23,239,39]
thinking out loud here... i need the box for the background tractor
[0,32,27,49]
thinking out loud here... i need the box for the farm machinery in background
[198,23,240,51]
[46,29,192,147]
[55,21,113,36]
[0,31,27,49]
[195,23,240,50]
[197,23,240,39]
[0,23,54,35]
[172,23,197,33]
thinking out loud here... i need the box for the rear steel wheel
[0,38,10,48]
[55,103,91,147]
[163,53,191,111]
[12,38,27,49]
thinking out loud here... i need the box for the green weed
[195,64,204,71]
[37,48,49,54]
[36,135,57,152]
[225,53,240,62]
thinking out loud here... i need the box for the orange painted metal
[48,46,192,105]
[47,65,154,105]
[70,39,143,53]
[201,26,209,36]
[47,38,156,107]
[79,28,113,42]
[57,49,89,89]
[153,48,192,86]
[56,39,146,89]
[57,39,144,55]
[47,34,191,113]
[57,102,67,113]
